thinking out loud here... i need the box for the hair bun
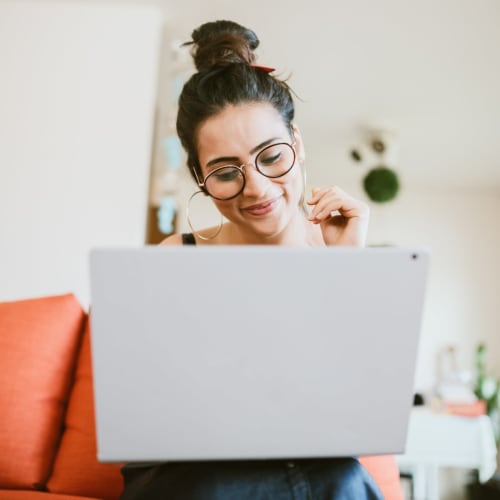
[187,20,260,72]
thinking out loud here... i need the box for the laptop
[89,246,429,462]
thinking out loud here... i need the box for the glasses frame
[194,142,297,201]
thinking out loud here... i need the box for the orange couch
[0,293,404,499]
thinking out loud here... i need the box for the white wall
[368,187,500,395]
[0,2,163,308]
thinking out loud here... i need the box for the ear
[291,123,305,163]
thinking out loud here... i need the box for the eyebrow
[205,137,282,168]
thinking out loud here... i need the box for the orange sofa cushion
[359,454,404,500]
[0,491,100,500]
[0,294,85,490]
[47,318,123,500]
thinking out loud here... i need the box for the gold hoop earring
[186,190,223,241]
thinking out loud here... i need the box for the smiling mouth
[242,195,282,215]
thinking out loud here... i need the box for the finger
[307,186,326,205]
[308,185,346,203]
[308,192,343,220]
[320,214,347,230]
[311,196,368,223]
[318,189,368,219]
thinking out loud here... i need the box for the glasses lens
[256,143,295,178]
[204,166,245,200]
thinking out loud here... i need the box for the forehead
[196,102,290,164]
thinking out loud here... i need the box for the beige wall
[0,2,162,307]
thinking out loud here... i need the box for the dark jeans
[120,458,384,500]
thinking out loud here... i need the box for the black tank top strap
[181,233,196,245]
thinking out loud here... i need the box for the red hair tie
[250,64,275,73]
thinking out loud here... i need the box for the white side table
[396,407,497,500]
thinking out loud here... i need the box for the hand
[307,186,369,247]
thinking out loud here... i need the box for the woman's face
[196,102,305,240]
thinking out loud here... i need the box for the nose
[241,163,270,197]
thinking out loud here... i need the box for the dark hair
[177,20,295,184]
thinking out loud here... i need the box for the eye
[259,152,282,166]
[212,168,240,182]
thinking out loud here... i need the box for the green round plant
[363,166,400,203]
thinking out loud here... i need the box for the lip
[241,195,282,216]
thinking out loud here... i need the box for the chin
[245,214,292,240]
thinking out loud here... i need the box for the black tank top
[181,233,196,245]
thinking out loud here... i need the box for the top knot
[185,20,260,72]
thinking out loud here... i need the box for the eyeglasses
[195,142,297,200]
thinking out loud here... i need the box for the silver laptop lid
[90,246,429,462]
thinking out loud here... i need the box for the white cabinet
[397,407,497,499]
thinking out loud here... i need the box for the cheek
[212,199,237,217]
[281,164,304,195]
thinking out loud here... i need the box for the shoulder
[159,233,184,246]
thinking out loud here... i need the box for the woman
[120,19,381,500]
